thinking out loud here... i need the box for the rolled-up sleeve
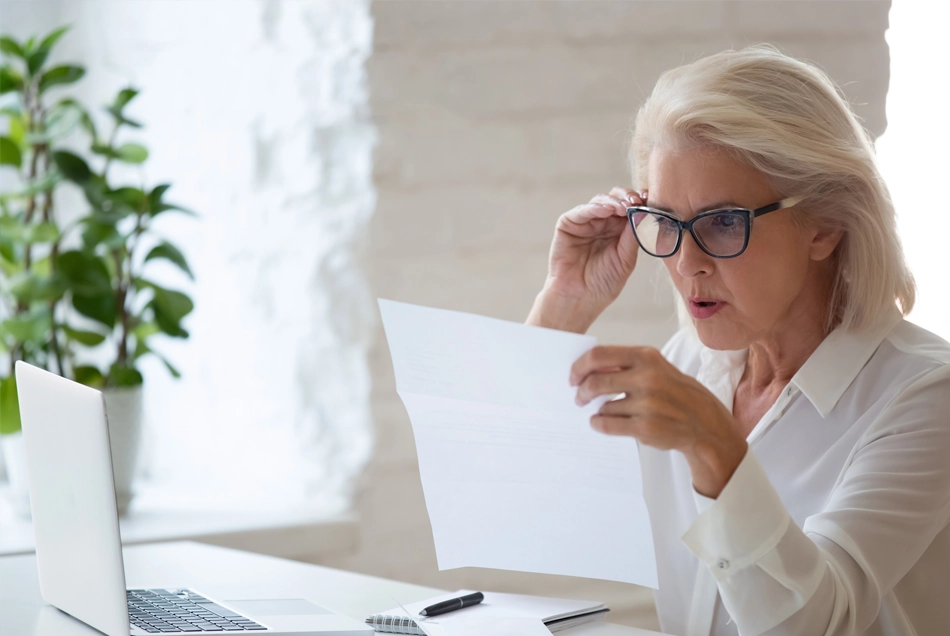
[680,365,950,635]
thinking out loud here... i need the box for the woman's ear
[809,227,844,262]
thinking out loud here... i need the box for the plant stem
[113,247,129,368]
[101,123,119,181]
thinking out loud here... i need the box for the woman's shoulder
[884,318,950,368]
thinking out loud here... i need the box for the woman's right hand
[527,187,645,333]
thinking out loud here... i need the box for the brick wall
[321,1,891,629]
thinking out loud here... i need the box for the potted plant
[0,26,195,515]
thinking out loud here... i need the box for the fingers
[608,187,646,207]
[559,188,646,227]
[569,345,662,387]
[574,368,638,406]
[590,413,637,436]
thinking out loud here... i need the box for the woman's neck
[744,289,835,392]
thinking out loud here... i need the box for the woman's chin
[693,322,749,352]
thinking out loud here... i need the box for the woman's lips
[688,298,726,319]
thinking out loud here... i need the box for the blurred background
[0,0,947,630]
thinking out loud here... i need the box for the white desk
[0,541,666,635]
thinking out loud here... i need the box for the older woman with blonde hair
[528,45,949,635]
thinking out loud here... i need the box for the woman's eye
[712,213,743,230]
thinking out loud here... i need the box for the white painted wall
[323,1,891,629]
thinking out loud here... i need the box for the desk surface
[0,541,665,635]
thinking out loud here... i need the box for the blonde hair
[630,44,915,333]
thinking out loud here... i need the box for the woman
[527,45,950,636]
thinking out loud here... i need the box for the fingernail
[575,394,584,406]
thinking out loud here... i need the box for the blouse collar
[696,306,903,418]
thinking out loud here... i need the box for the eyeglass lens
[632,210,748,257]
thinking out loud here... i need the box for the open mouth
[688,297,725,318]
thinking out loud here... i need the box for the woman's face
[647,145,839,350]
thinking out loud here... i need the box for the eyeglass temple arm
[752,195,804,218]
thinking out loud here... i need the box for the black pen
[418,591,485,617]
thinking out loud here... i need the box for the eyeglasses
[626,196,803,259]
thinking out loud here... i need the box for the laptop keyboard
[128,589,267,632]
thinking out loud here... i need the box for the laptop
[14,361,374,636]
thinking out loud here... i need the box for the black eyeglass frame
[625,196,804,259]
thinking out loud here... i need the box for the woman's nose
[675,231,714,279]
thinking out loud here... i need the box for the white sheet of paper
[378,299,657,587]
[431,617,551,636]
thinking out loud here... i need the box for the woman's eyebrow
[647,200,744,216]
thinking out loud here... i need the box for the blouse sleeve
[680,364,950,635]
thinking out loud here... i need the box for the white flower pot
[1,430,32,519]
[1,385,143,519]
[102,385,144,515]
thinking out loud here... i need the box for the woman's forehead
[646,146,778,216]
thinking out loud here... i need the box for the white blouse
[642,307,950,636]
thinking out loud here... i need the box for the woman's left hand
[570,345,748,498]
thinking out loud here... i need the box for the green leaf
[80,173,108,208]
[158,354,181,379]
[109,186,147,211]
[0,242,16,269]
[104,108,143,129]
[73,365,105,388]
[147,283,193,338]
[72,293,116,329]
[1,311,52,344]
[53,98,96,139]
[114,142,148,164]
[144,242,193,280]
[25,25,69,76]
[108,364,143,387]
[52,150,91,182]
[0,218,59,244]
[113,87,139,112]
[26,102,82,144]
[149,184,197,217]
[0,171,60,199]
[0,214,22,242]
[0,37,25,59]
[64,325,107,346]
[26,48,50,76]
[154,202,196,217]
[27,222,59,243]
[80,219,124,250]
[150,285,193,321]
[58,250,113,295]
[7,271,69,303]
[7,111,26,146]
[132,321,160,340]
[133,336,150,360]
[38,65,84,93]
[0,65,23,94]
[37,26,70,57]
[91,142,116,158]
[0,375,21,435]
[0,136,21,167]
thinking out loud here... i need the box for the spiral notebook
[365,590,609,635]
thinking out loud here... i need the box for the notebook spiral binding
[366,614,427,635]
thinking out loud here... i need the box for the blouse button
[716,559,730,570]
